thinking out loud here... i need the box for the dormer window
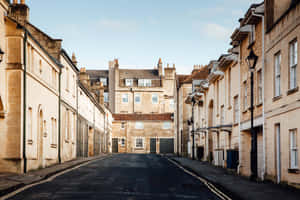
[100,78,107,86]
[138,79,151,87]
[125,79,133,87]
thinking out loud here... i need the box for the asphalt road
[8,154,221,200]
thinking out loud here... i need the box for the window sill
[51,144,57,148]
[287,86,299,96]
[256,102,263,107]
[134,147,144,150]
[233,123,239,127]
[272,95,282,102]
[288,168,300,174]
[27,140,33,145]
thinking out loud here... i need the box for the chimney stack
[9,0,29,25]
[99,82,104,105]
[72,52,78,66]
[158,58,163,76]
[79,67,90,89]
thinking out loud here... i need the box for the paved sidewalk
[168,156,300,200]
[0,154,110,197]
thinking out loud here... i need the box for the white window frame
[257,70,263,104]
[289,40,297,90]
[121,138,125,147]
[152,94,158,104]
[100,78,107,86]
[135,94,141,104]
[121,122,125,129]
[163,121,172,129]
[138,79,152,87]
[290,129,298,169]
[244,82,248,111]
[135,121,144,129]
[122,94,129,103]
[135,137,144,148]
[169,99,175,110]
[234,96,239,124]
[104,92,109,103]
[125,79,133,87]
[274,53,281,97]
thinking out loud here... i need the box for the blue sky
[26,0,262,74]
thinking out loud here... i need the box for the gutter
[22,30,28,173]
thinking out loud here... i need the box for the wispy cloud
[193,22,231,41]
[98,18,137,31]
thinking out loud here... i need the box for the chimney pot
[80,67,86,73]
[20,0,25,4]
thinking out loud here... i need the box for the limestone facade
[0,0,112,174]
[179,0,300,188]
[264,0,300,187]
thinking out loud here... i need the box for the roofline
[6,16,63,69]
[60,49,80,72]
[78,82,105,114]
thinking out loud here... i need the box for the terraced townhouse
[180,0,300,188]
[0,0,112,174]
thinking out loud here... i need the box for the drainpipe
[237,43,242,175]
[253,11,265,180]
[76,77,79,156]
[22,30,28,173]
[58,67,62,163]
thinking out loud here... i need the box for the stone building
[175,74,192,156]
[85,59,176,154]
[231,2,265,179]
[0,0,112,174]
[77,68,111,157]
[59,50,79,162]
[110,59,176,154]
[264,0,300,187]
[0,0,61,173]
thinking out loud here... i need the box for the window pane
[152,94,158,104]
[136,138,143,148]
[122,94,128,103]
[135,94,141,103]
[135,122,144,129]
[163,122,171,129]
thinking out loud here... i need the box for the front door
[112,138,118,153]
[150,138,156,154]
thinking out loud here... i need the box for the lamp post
[0,47,4,63]
[246,48,258,180]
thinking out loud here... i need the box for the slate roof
[86,70,109,78]
[119,69,159,79]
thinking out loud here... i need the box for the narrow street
[8,154,221,200]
